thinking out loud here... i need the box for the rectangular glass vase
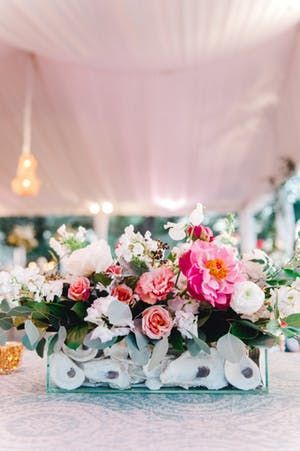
[46,347,269,394]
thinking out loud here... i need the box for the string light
[11,54,41,197]
[102,201,114,214]
[88,202,100,215]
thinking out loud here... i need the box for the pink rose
[135,267,175,305]
[68,277,91,301]
[179,241,245,309]
[106,264,122,277]
[187,225,214,242]
[142,306,173,339]
[111,284,133,304]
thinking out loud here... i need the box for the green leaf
[24,319,41,346]
[22,333,37,350]
[169,329,184,352]
[36,337,46,358]
[216,333,246,363]
[0,316,13,331]
[71,302,88,320]
[186,339,201,356]
[130,257,148,276]
[230,321,260,340]
[47,333,58,356]
[0,328,6,345]
[107,300,132,326]
[0,299,11,313]
[148,337,168,371]
[250,259,266,265]
[248,333,276,347]
[283,268,300,279]
[190,333,210,354]
[9,306,32,316]
[66,324,89,350]
[285,314,300,328]
[93,272,112,287]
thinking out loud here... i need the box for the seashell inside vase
[49,352,85,390]
[224,355,261,390]
[160,349,228,390]
[62,344,98,362]
[81,358,131,389]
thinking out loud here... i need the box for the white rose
[231,281,265,315]
[271,286,300,317]
[64,240,112,276]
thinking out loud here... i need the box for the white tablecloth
[0,351,299,451]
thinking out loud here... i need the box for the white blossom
[175,310,198,338]
[64,240,112,276]
[271,286,300,318]
[231,281,265,315]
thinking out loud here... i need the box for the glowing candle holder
[0,341,24,375]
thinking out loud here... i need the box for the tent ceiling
[0,0,299,216]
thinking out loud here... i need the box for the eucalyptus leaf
[0,316,13,331]
[126,334,150,366]
[266,320,281,336]
[24,319,40,347]
[22,333,37,351]
[190,333,210,354]
[0,299,11,313]
[186,339,201,356]
[0,329,6,345]
[8,306,32,317]
[134,330,149,350]
[148,337,168,371]
[107,300,132,326]
[216,333,246,363]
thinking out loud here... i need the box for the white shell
[160,349,228,390]
[82,358,131,389]
[50,352,85,390]
[62,344,98,362]
[224,355,261,390]
[143,356,172,391]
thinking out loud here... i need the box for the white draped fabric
[0,0,300,216]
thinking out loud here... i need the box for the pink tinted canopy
[0,0,299,216]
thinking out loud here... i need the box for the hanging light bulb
[11,54,41,197]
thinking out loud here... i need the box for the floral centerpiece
[0,205,300,393]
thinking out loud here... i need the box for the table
[0,351,299,451]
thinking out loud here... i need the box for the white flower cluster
[85,297,132,343]
[0,266,63,305]
[242,249,275,287]
[49,225,87,258]
[168,297,199,339]
[271,279,300,317]
[115,225,159,266]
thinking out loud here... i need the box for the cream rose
[230,281,265,315]
[64,240,112,277]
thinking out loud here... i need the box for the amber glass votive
[0,341,24,375]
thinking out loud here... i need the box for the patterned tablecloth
[0,351,299,451]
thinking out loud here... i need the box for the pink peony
[135,267,175,305]
[111,284,133,304]
[187,225,214,242]
[68,277,91,301]
[179,241,245,308]
[142,306,173,339]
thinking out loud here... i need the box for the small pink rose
[135,267,175,305]
[187,225,214,242]
[106,264,122,277]
[142,306,173,339]
[68,277,91,301]
[111,284,133,304]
